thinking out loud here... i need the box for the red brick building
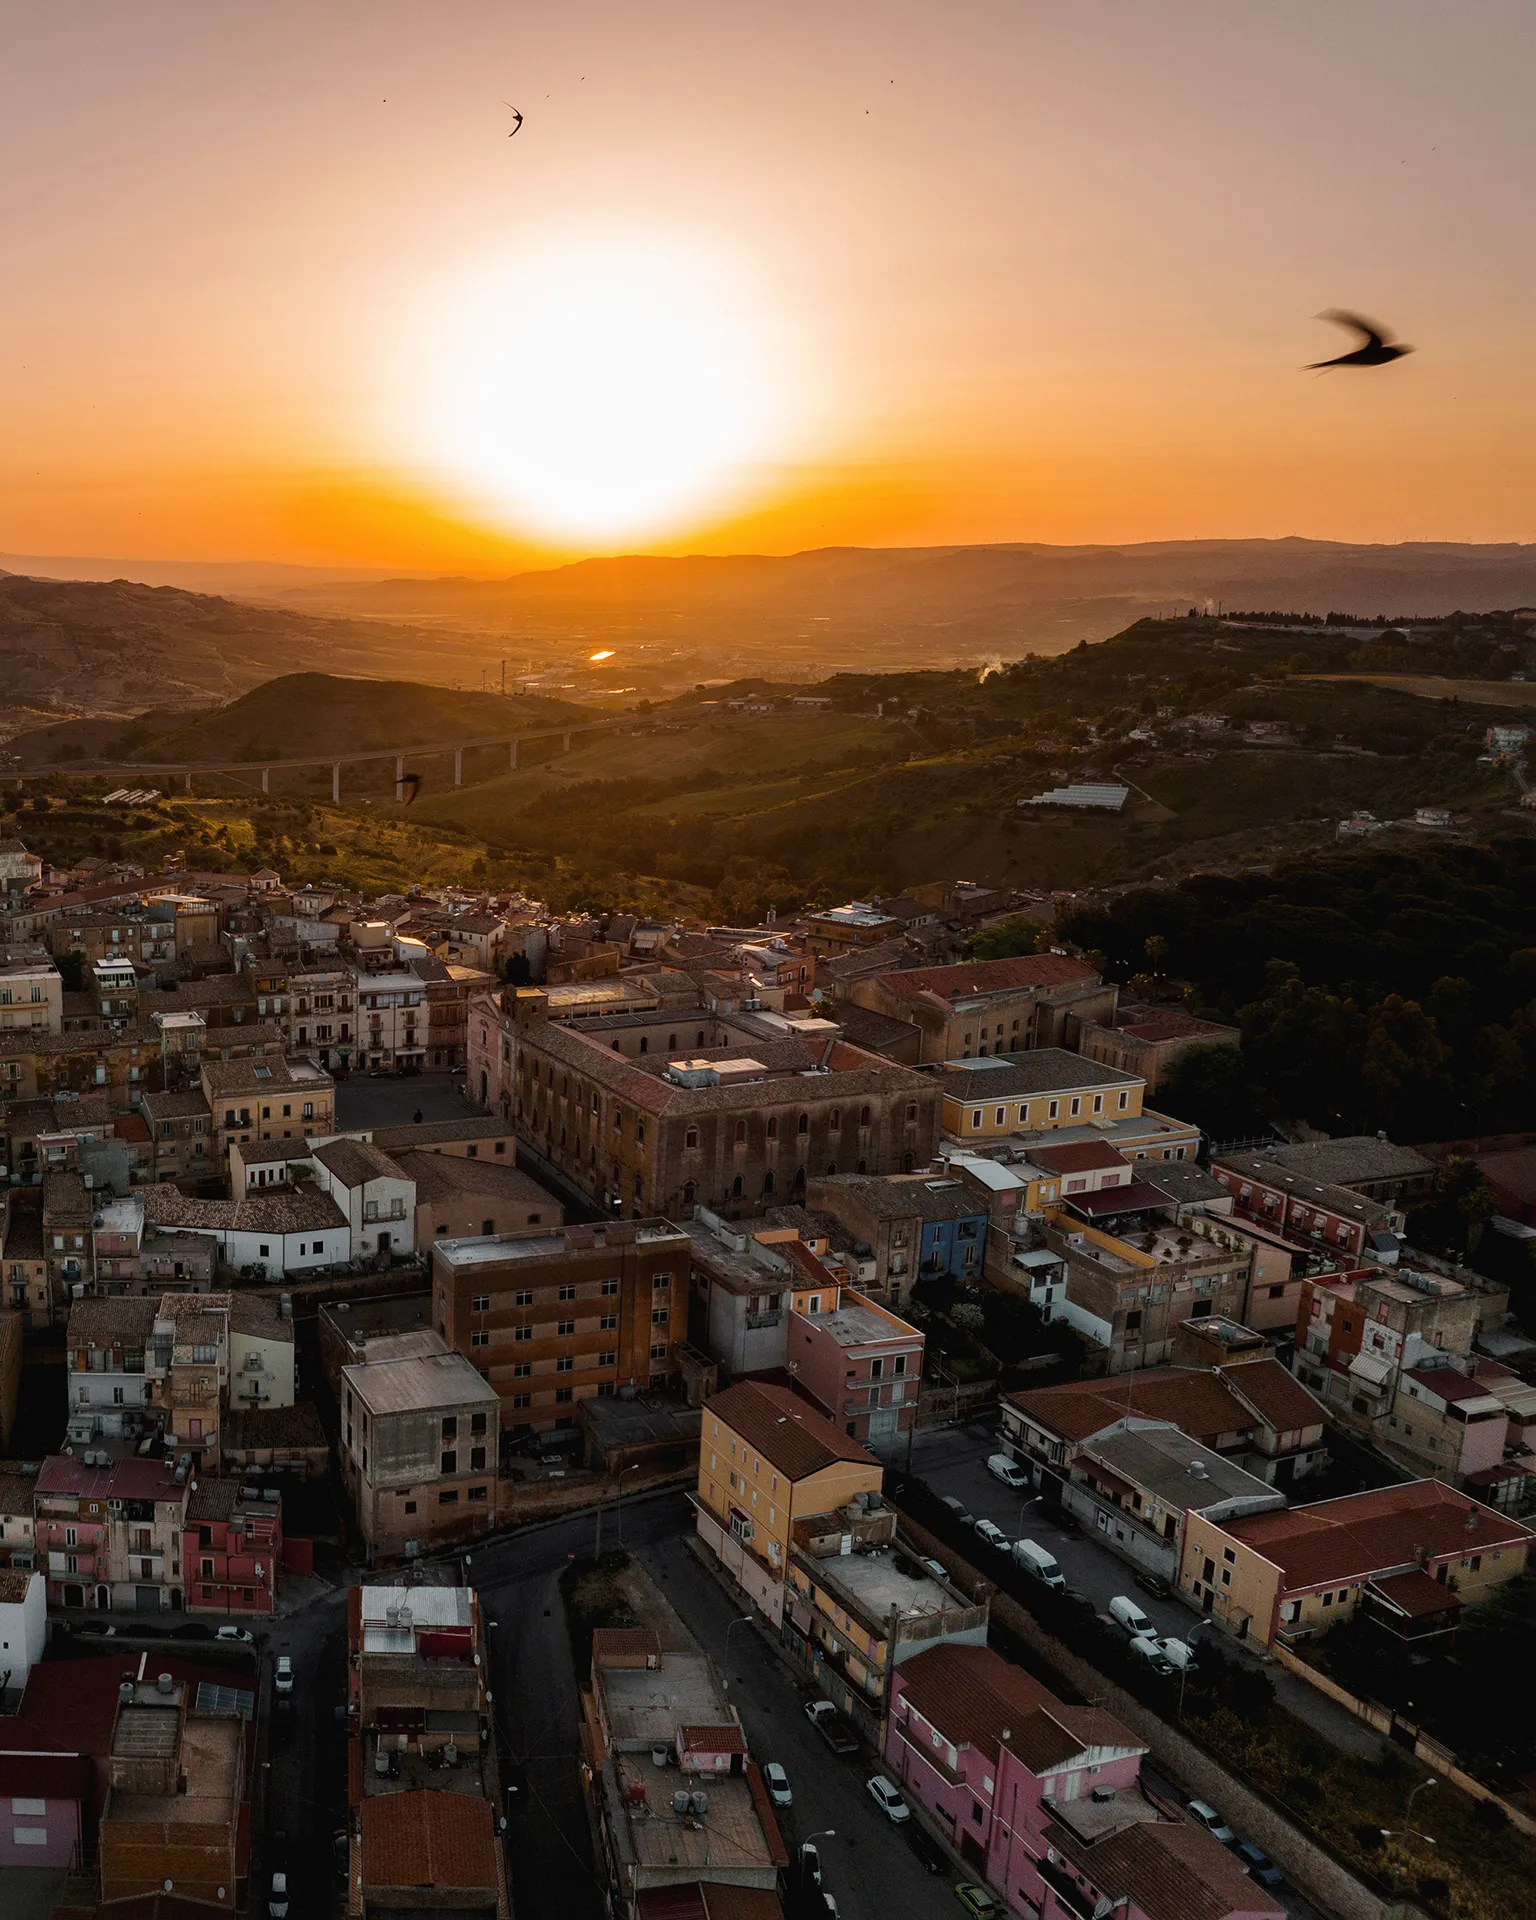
[184,1478,280,1616]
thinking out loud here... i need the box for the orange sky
[3,2,1536,569]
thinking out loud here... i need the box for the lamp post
[1405,1776,1437,1828]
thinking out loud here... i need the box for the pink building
[785,1285,924,1445]
[885,1643,1280,1920]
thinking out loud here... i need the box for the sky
[3,0,1536,569]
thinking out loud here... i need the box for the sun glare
[422,238,778,544]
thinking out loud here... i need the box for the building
[1182,1478,1535,1650]
[1060,1423,1286,1583]
[0,1568,46,1689]
[184,1477,281,1616]
[0,955,63,1036]
[1,1189,49,1328]
[804,901,905,956]
[65,1296,159,1449]
[348,1580,510,1920]
[0,1471,37,1571]
[581,1620,785,1920]
[1036,1196,1254,1375]
[941,1050,1147,1140]
[310,1137,418,1261]
[286,964,356,1064]
[805,1171,988,1302]
[785,1499,986,1738]
[1291,1266,1508,1486]
[695,1379,883,1623]
[97,1666,251,1905]
[1210,1151,1404,1264]
[846,954,1115,1062]
[35,1455,190,1612]
[785,1286,924,1444]
[341,1338,501,1557]
[357,968,430,1070]
[200,1053,335,1163]
[885,1643,1276,1920]
[432,1218,691,1433]
[1000,1359,1329,1493]
[684,1216,807,1378]
[1075,1007,1242,1093]
[1252,1136,1435,1209]
[138,1087,215,1186]
[396,1147,562,1249]
[501,994,939,1220]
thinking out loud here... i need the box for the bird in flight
[1306,311,1413,370]
[398,772,422,806]
[503,102,524,136]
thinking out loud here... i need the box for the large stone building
[844,953,1115,1062]
[486,988,939,1220]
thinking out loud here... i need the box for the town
[0,829,1525,1920]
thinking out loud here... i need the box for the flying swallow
[1306,311,1413,370]
[503,102,524,136]
[398,773,422,806]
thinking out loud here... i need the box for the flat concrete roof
[344,1348,500,1416]
[808,1546,958,1622]
[600,1651,732,1749]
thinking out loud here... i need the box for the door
[867,1405,899,1440]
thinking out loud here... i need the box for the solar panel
[195,1681,255,1718]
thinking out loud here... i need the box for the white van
[1128,1634,1174,1675]
[1108,1595,1155,1638]
[1012,1540,1066,1589]
[1156,1636,1194,1670]
[986,1453,1029,1490]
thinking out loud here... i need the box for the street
[334,1068,476,1131]
[902,1421,1383,1760]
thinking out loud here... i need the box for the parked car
[800,1840,824,1888]
[274,1654,294,1694]
[216,1625,255,1644]
[1155,1636,1194,1671]
[1134,1570,1173,1601]
[763,1761,792,1807]
[1187,1800,1235,1846]
[333,1829,351,1875]
[866,1775,910,1823]
[955,1886,1001,1920]
[1128,1634,1175,1676]
[986,1453,1028,1489]
[79,1620,116,1637]
[1234,1841,1284,1887]
[906,1821,948,1874]
[973,1518,1010,1552]
[1012,1540,1066,1589]
[1108,1595,1155,1639]
[267,1871,290,1920]
[940,1494,975,1528]
[804,1699,858,1754]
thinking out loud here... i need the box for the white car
[217,1625,255,1644]
[274,1655,294,1694]
[267,1870,289,1920]
[1187,1800,1235,1846]
[986,1453,1028,1490]
[764,1761,792,1808]
[973,1519,1010,1552]
[866,1775,910,1823]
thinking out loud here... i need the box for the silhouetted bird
[399,772,422,806]
[1306,311,1413,369]
[503,102,524,136]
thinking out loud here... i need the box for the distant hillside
[0,571,542,721]
[9,673,592,768]
[276,537,1536,670]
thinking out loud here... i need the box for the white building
[0,1570,47,1689]
[0,957,62,1037]
[310,1138,416,1261]
[357,970,428,1069]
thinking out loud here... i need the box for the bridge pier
[561,731,571,751]
[261,768,269,794]
[185,773,192,793]
[332,763,340,803]
[454,748,463,787]
[508,738,518,771]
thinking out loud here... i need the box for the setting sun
[418,237,778,545]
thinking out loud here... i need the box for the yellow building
[695,1379,883,1625]
[1180,1478,1534,1650]
[937,1048,1200,1162]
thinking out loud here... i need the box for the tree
[972,917,1044,961]
[1154,1045,1265,1144]
[1407,1156,1497,1259]
[57,949,87,994]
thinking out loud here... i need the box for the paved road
[334,1070,477,1131]
[636,1522,963,1920]
[905,1423,1385,1760]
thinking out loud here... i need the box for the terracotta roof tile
[878,954,1095,1003]
[705,1380,878,1481]
[359,1788,499,1892]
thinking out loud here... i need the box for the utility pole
[501,659,506,696]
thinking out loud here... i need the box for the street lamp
[1381,1829,1436,1848]
[1405,1777,1437,1826]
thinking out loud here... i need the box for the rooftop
[1261,1136,1434,1187]
[1080,1425,1284,1518]
[313,1136,403,1187]
[876,954,1097,1006]
[799,1537,962,1623]
[941,1048,1141,1098]
[795,1298,920,1350]
[705,1380,879,1482]
[600,1649,735,1749]
[360,1789,500,1895]
[1030,1140,1132,1176]
[434,1218,689,1270]
[811,1172,987,1222]
[1008,1358,1325,1448]
[897,1642,1141,1774]
[344,1347,500,1417]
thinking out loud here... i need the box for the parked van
[1156,1636,1194,1670]
[1127,1634,1174,1675]
[1012,1540,1066,1589]
[1108,1595,1155,1638]
[986,1453,1029,1490]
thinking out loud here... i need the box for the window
[653,1271,671,1289]
[471,1331,489,1349]
[599,1350,617,1366]
[558,1319,575,1336]
[600,1313,618,1331]
[970,1110,982,1131]
[650,1342,668,1361]
[1048,1100,1059,1119]
[555,1387,573,1404]
[472,1294,490,1313]
[556,1356,573,1373]
[514,1326,532,1343]
[442,1416,458,1439]
[685,1127,699,1148]
[468,1486,488,1502]
[515,1289,533,1306]
[439,1490,460,1506]
[797,1113,809,1134]
[601,1278,619,1296]
[470,1446,486,1470]
[514,1362,531,1378]
[513,1393,531,1409]
[652,1307,668,1325]
[558,1283,577,1300]
[441,1450,456,1473]
[471,1412,487,1435]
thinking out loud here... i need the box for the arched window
[762,1170,775,1195]
[829,1109,841,1131]
[766,1117,778,1140]
[732,1174,743,1197]
[792,1165,806,1192]
[697,1030,706,1046]
[683,1179,696,1207]
[859,1104,871,1127]
[611,1039,620,1051]
[826,1163,837,1177]
[685,1126,699,1148]
[639,1036,649,1054]
[668,1033,677,1049]
[797,1113,809,1135]
[857,1159,868,1175]
[735,1120,747,1144]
